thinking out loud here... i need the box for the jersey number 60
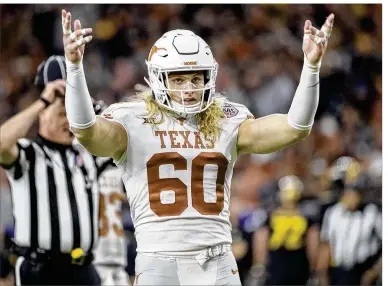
[147,152,228,216]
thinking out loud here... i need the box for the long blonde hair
[134,90,226,147]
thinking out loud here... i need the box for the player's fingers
[61,9,66,24]
[304,20,312,33]
[73,20,84,51]
[303,20,312,40]
[62,10,72,35]
[68,28,93,43]
[309,25,320,36]
[61,9,66,30]
[321,13,335,38]
[317,30,325,38]
[68,36,93,50]
[74,19,82,32]
[309,34,326,46]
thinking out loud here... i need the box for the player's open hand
[303,14,335,66]
[62,9,93,64]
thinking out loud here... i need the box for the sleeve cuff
[69,116,97,130]
[287,116,314,131]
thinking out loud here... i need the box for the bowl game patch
[223,103,239,118]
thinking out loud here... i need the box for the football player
[62,9,334,285]
[251,176,320,285]
[92,101,130,286]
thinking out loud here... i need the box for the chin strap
[144,77,152,89]
[170,100,202,117]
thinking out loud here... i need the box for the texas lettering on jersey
[154,130,208,149]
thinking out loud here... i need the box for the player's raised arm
[237,14,334,155]
[62,10,127,160]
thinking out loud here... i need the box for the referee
[316,171,382,286]
[0,55,101,285]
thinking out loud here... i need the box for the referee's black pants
[14,250,101,285]
[329,253,381,286]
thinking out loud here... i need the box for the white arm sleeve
[65,59,96,129]
[287,62,320,130]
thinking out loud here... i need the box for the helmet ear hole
[204,89,210,102]
[203,70,210,101]
[204,71,210,84]
[162,73,168,87]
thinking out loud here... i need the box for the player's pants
[134,244,241,285]
[95,264,130,286]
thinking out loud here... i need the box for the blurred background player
[92,100,131,286]
[251,175,319,285]
[318,156,360,212]
[231,201,268,284]
[316,166,382,286]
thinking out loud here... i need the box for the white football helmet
[145,29,218,116]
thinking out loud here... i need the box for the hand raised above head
[62,9,93,64]
[303,13,335,66]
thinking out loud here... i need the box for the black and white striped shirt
[0,136,99,254]
[320,202,382,269]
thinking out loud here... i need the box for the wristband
[40,97,51,109]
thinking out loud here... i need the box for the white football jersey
[94,157,127,266]
[102,99,254,255]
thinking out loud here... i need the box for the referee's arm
[0,81,64,165]
[361,204,382,284]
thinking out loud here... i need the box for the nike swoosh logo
[231,269,239,275]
